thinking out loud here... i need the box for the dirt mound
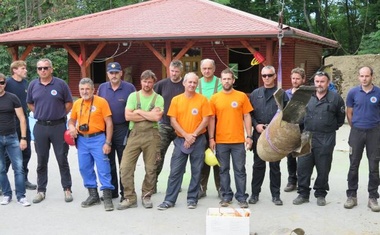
[325,54,380,100]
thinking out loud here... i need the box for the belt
[37,118,66,126]
[78,131,104,138]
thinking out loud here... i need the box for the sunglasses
[262,74,275,78]
[37,66,51,71]
[315,71,330,79]
[0,81,5,85]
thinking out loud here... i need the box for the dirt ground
[325,54,380,100]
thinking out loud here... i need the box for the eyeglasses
[0,81,5,85]
[37,66,51,71]
[262,74,275,78]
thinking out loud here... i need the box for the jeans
[77,134,114,191]
[217,143,248,202]
[347,126,380,199]
[163,135,206,205]
[0,133,26,200]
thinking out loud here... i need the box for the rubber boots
[81,188,101,208]
[103,189,114,211]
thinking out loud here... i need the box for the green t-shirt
[196,75,223,100]
[126,91,164,129]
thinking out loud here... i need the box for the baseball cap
[179,138,195,154]
[107,62,122,72]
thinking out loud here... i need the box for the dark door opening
[228,48,260,94]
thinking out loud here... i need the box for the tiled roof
[0,0,338,47]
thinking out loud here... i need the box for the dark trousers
[251,152,281,198]
[108,123,129,197]
[346,126,380,199]
[34,122,72,192]
[5,120,32,181]
[286,153,297,185]
[199,131,220,192]
[297,132,335,198]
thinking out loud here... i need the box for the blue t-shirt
[97,81,136,124]
[346,85,380,129]
[26,77,73,121]
[5,77,28,115]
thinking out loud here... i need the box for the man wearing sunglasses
[27,58,73,204]
[0,73,31,206]
[248,65,288,206]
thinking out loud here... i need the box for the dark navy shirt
[154,78,184,125]
[26,77,73,121]
[0,92,21,135]
[346,85,380,129]
[304,91,345,133]
[5,77,28,115]
[97,81,136,124]
[249,86,287,128]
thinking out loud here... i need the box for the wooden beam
[7,47,19,61]
[143,41,166,64]
[85,42,106,68]
[20,45,35,61]
[240,40,267,66]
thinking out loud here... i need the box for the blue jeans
[0,133,26,200]
[163,135,206,205]
[217,143,248,202]
[77,134,114,191]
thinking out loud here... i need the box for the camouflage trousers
[156,123,177,178]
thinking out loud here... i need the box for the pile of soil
[325,54,380,100]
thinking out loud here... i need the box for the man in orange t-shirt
[68,78,114,211]
[157,72,211,210]
[208,68,253,208]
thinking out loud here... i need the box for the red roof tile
[0,0,338,47]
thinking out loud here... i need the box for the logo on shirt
[370,96,377,103]
[51,90,57,96]
[91,106,96,112]
[231,101,238,108]
[191,108,199,115]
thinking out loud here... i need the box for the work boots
[81,188,101,208]
[103,189,114,211]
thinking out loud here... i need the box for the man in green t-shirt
[196,58,222,199]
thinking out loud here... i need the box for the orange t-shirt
[210,89,253,143]
[167,93,211,137]
[70,95,112,135]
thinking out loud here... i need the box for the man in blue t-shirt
[344,66,380,212]
[4,60,36,190]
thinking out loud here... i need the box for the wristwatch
[21,137,27,140]
[105,142,112,146]
[246,135,252,139]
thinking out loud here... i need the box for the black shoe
[198,190,206,199]
[284,183,297,192]
[248,195,259,204]
[25,181,37,190]
[293,195,309,205]
[272,197,283,206]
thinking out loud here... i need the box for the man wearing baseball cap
[97,62,136,201]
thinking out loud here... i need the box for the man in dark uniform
[293,71,345,206]
[97,62,135,200]
[248,65,288,206]
[27,58,73,204]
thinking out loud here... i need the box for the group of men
[0,57,379,213]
